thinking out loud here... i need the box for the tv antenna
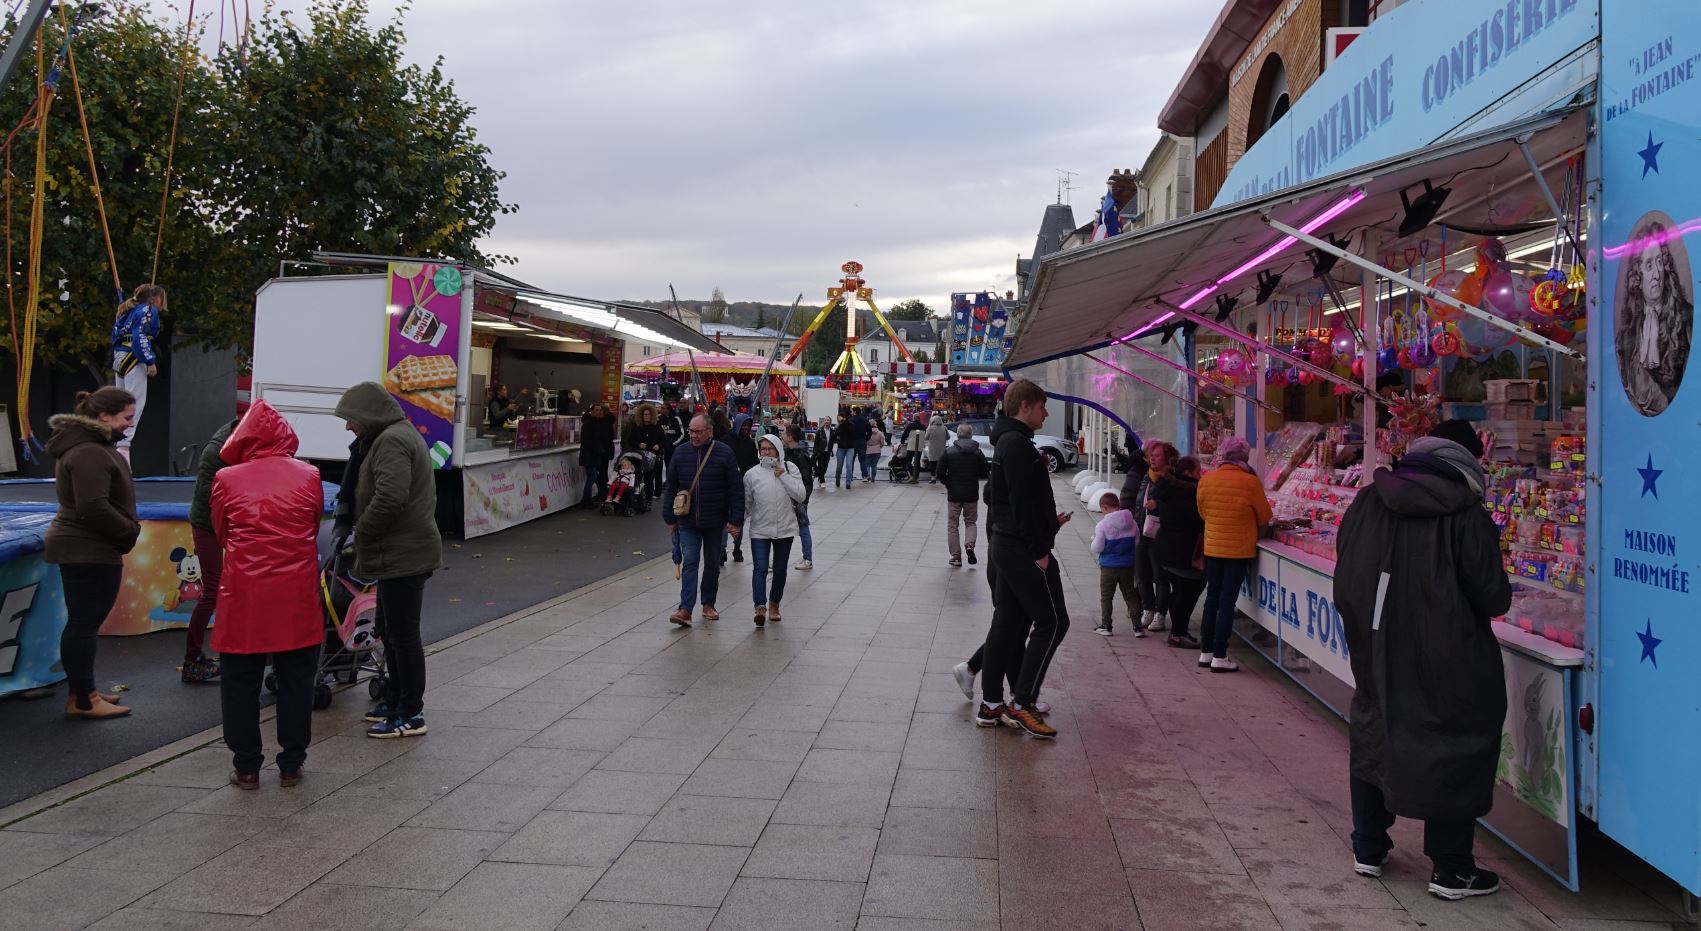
[1055,169,1078,206]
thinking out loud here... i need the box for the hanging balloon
[1265,363,1289,387]
[1350,356,1365,380]
[1217,348,1247,377]
[1532,320,1578,347]
[1455,312,1519,358]
[1397,348,1415,370]
[1286,365,1303,385]
[1482,268,1535,321]
[1309,339,1334,368]
[1297,369,1317,386]
[1377,346,1400,371]
[1424,269,1482,320]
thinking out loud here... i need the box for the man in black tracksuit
[977,379,1071,738]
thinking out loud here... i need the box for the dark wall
[0,332,237,478]
[493,347,602,409]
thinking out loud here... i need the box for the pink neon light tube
[1120,189,1363,342]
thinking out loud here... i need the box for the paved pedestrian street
[0,477,1686,930]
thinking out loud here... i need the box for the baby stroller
[264,545,384,711]
[601,451,655,516]
[887,450,915,483]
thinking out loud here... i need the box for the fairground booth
[1010,0,1700,897]
[624,352,802,413]
[251,253,718,538]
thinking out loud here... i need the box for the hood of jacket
[334,381,406,436]
[1406,436,1486,495]
[221,400,299,464]
[989,415,1032,446]
[1368,451,1483,519]
[733,413,753,434]
[952,435,979,452]
[46,414,118,458]
[756,434,783,459]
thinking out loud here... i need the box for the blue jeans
[861,451,878,480]
[750,537,794,607]
[798,521,813,561]
[1200,556,1253,658]
[837,448,857,486]
[676,525,727,612]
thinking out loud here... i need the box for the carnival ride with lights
[782,261,914,399]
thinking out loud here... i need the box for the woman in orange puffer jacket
[1193,435,1272,673]
[211,401,326,789]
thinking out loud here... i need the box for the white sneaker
[1093,624,1112,636]
[952,662,976,700]
[1132,627,1146,639]
[794,559,813,570]
[1198,652,1213,668]
[1210,657,1240,674]
[1032,700,1051,714]
[1139,610,1154,629]
[1145,615,1169,632]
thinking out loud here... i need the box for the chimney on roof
[1107,168,1139,212]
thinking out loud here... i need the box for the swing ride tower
[782,261,913,398]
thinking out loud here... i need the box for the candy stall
[1005,0,1701,899]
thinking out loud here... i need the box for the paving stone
[471,746,605,789]
[134,843,345,916]
[0,866,174,931]
[557,900,715,931]
[861,854,998,923]
[1001,891,1144,931]
[794,748,900,787]
[1239,846,1401,908]
[549,770,687,816]
[402,723,536,764]
[422,684,515,713]
[853,920,979,931]
[268,792,430,853]
[341,756,488,801]
[179,769,358,819]
[567,693,675,723]
[84,907,259,930]
[678,758,799,800]
[320,827,506,891]
[526,716,644,752]
[1383,878,1571,931]
[491,810,649,867]
[639,795,777,847]
[0,829,104,889]
[65,812,274,875]
[463,697,582,731]
[888,768,996,811]
[250,882,431,930]
[999,835,1130,897]
[740,823,879,881]
[129,748,248,789]
[595,736,717,775]
[813,719,911,753]
[707,877,863,930]
[405,781,559,832]
[877,806,996,859]
[771,780,890,828]
[1125,868,1279,931]
[586,841,749,908]
[710,728,819,763]
[1269,903,1425,930]
[1209,801,1348,851]
[4,783,211,837]
[1110,817,1246,876]
[411,862,600,930]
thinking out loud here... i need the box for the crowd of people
[40,360,1511,899]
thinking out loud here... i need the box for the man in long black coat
[1333,420,1511,901]
[579,403,617,507]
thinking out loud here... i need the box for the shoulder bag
[672,447,713,517]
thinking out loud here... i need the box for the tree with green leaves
[934,339,948,363]
[800,304,846,376]
[0,0,513,370]
[885,298,933,321]
[753,306,768,330]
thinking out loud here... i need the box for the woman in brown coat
[45,387,141,719]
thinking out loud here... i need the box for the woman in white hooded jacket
[744,434,807,626]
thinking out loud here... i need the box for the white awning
[1009,106,1587,374]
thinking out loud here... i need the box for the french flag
[1090,191,1120,242]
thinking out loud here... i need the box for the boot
[65,694,131,719]
[767,602,782,623]
[754,605,767,627]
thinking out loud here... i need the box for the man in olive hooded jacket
[335,382,441,739]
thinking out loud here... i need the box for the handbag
[1191,535,1206,572]
[1142,513,1161,538]
[672,448,712,517]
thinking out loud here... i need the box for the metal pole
[1264,215,1585,361]
[0,0,55,102]
[1112,336,1281,413]
[1171,307,1382,402]
[753,294,802,419]
[668,285,705,407]
[1084,352,1208,413]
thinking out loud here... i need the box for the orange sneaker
[1000,705,1057,739]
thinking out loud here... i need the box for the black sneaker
[1428,868,1500,900]
[974,703,1007,728]
[966,548,977,565]
[363,701,394,723]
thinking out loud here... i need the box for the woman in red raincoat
[211,401,325,789]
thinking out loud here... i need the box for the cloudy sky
[176,0,1219,308]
